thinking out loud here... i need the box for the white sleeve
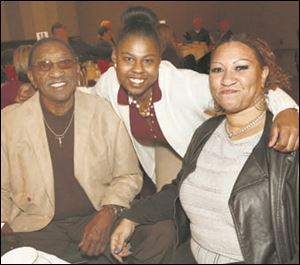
[92,68,117,100]
[267,88,299,118]
[93,77,104,97]
[76,86,93,95]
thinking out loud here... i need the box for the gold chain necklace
[226,111,266,138]
[43,111,74,147]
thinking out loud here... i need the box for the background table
[178,42,209,60]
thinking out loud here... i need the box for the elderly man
[216,19,233,43]
[184,16,212,45]
[1,38,142,263]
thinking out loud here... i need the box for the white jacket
[94,61,298,183]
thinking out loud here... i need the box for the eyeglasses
[31,58,77,72]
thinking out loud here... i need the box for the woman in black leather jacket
[110,34,299,264]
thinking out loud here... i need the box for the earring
[114,63,117,68]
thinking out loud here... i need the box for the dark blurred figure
[1,49,16,83]
[197,19,234,74]
[184,16,211,46]
[183,54,198,71]
[96,26,114,60]
[98,19,115,45]
[1,71,6,84]
[215,19,233,44]
[157,23,184,68]
[1,49,18,109]
[197,51,210,74]
[96,26,114,73]
[158,23,201,71]
[295,29,299,73]
[51,22,100,63]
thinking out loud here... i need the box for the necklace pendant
[58,137,62,147]
[43,111,74,149]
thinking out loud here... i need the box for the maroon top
[117,81,167,144]
[1,80,22,109]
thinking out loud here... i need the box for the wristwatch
[110,205,126,217]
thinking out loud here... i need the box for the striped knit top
[180,120,262,264]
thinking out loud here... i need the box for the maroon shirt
[117,81,167,144]
[41,103,95,220]
[1,80,22,109]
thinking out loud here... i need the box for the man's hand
[269,108,299,152]
[79,205,116,256]
[1,222,13,234]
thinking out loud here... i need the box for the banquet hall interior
[1,1,299,264]
[1,1,299,102]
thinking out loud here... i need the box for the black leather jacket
[125,112,299,263]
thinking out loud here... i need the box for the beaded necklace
[226,111,266,138]
[132,91,153,118]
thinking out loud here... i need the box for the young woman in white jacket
[94,6,299,191]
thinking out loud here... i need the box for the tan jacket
[1,90,142,232]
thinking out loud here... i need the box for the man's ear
[27,69,37,89]
[112,48,117,64]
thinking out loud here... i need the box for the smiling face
[209,41,269,114]
[113,35,161,99]
[28,41,79,110]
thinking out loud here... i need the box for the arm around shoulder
[267,88,299,117]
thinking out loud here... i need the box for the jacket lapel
[228,113,273,263]
[26,91,92,208]
[74,91,89,182]
[230,113,272,196]
[26,92,55,208]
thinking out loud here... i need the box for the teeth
[129,78,144,84]
[50,82,66,88]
